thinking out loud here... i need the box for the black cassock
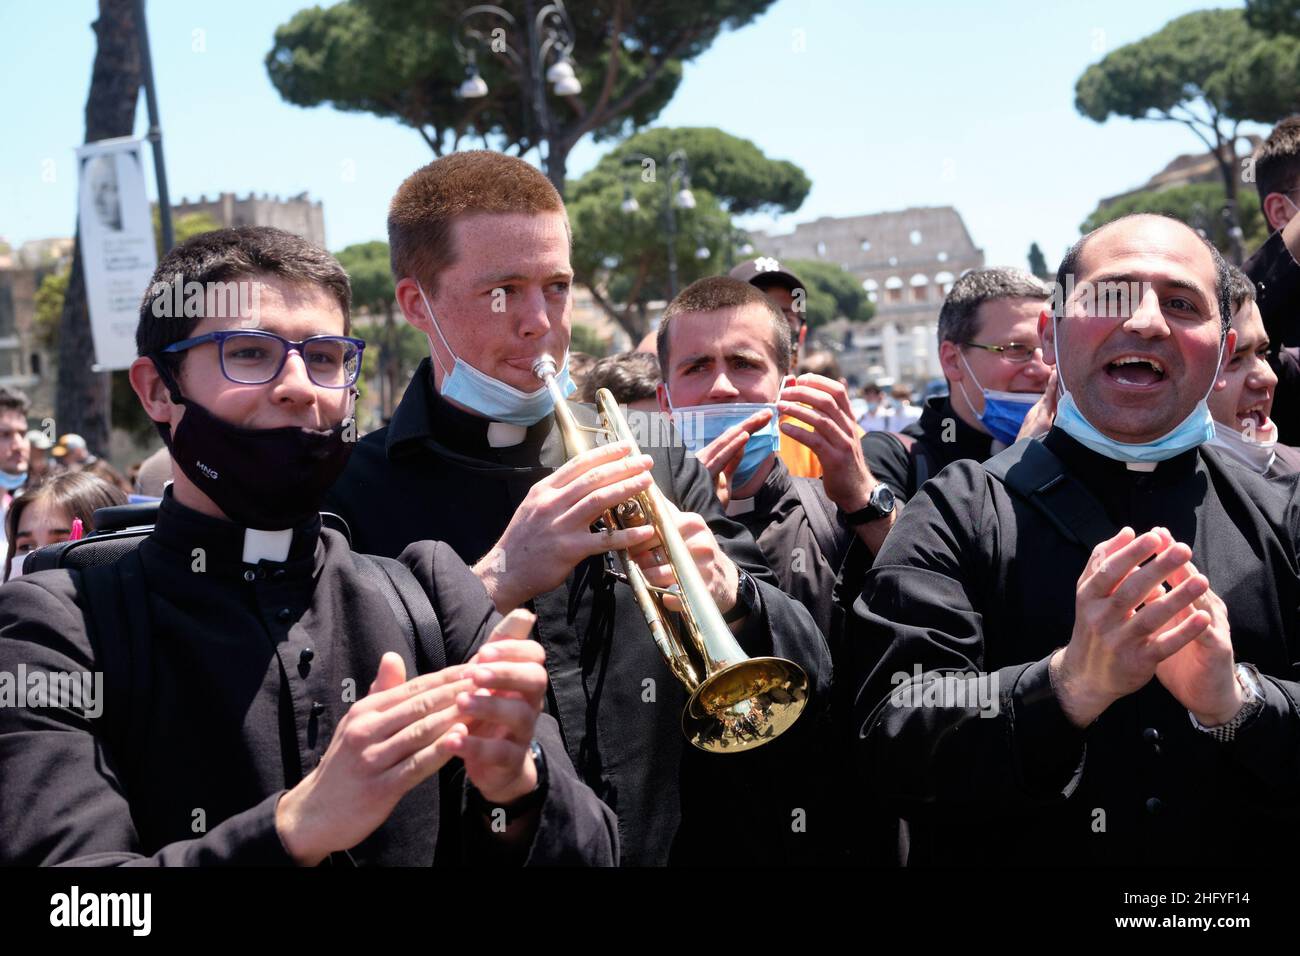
[850,427,1300,865]
[0,490,617,866]
[860,395,995,505]
[1245,228,1300,445]
[326,360,832,866]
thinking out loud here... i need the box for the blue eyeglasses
[160,330,366,388]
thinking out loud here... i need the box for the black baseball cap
[729,256,804,294]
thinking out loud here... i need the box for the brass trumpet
[533,356,808,753]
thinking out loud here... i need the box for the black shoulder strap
[791,476,855,569]
[80,550,153,794]
[889,432,933,491]
[983,438,1119,549]
[351,553,447,673]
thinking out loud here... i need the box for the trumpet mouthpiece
[532,356,558,379]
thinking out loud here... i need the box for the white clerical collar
[243,528,293,564]
[487,422,528,447]
[725,496,757,517]
[1124,461,1158,472]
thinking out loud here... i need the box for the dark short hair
[0,386,31,419]
[937,267,1050,347]
[658,276,792,376]
[581,351,661,404]
[1254,116,1300,204]
[1226,264,1257,316]
[136,226,352,373]
[1054,213,1232,334]
[388,150,567,296]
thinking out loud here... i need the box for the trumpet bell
[683,657,809,753]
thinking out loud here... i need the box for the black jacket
[851,428,1300,865]
[325,360,832,865]
[1245,230,1300,445]
[0,490,618,866]
[860,396,994,505]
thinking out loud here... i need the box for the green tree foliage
[781,258,874,329]
[1080,182,1269,259]
[34,271,69,350]
[152,209,221,258]
[1027,242,1050,279]
[1075,9,1300,261]
[335,240,427,423]
[567,127,810,338]
[1246,0,1300,37]
[265,0,776,188]
[569,323,609,358]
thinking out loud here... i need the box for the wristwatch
[723,568,762,624]
[1188,663,1265,742]
[839,482,897,526]
[469,738,548,823]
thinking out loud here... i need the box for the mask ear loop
[415,280,455,381]
[955,350,986,419]
[148,354,186,405]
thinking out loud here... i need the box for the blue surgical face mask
[0,470,27,492]
[1051,311,1220,464]
[416,281,575,426]
[664,387,780,489]
[956,354,1042,445]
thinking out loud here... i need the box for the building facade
[171,191,326,248]
[751,206,984,388]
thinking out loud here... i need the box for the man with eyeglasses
[0,226,616,866]
[860,267,1052,506]
[1243,116,1300,444]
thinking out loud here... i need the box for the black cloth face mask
[149,357,356,530]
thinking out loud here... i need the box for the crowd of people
[3,114,1300,868]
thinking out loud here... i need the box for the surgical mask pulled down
[1050,311,1220,464]
[955,353,1041,445]
[416,281,575,426]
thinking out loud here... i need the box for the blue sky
[0,0,1266,272]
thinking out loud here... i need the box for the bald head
[1055,214,1231,333]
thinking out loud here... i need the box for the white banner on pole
[75,137,157,371]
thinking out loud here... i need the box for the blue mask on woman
[1051,312,1220,464]
[665,389,781,488]
[417,282,575,426]
[956,354,1041,445]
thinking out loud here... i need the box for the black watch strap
[468,738,548,823]
[840,483,896,526]
[723,569,760,624]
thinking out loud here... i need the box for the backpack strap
[791,476,855,570]
[983,438,1119,549]
[351,553,447,673]
[887,432,933,491]
[80,550,154,800]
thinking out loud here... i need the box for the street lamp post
[620,149,695,300]
[454,1,582,186]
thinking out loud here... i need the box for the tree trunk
[544,137,569,198]
[1212,128,1245,266]
[56,0,141,459]
[579,280,645,342]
